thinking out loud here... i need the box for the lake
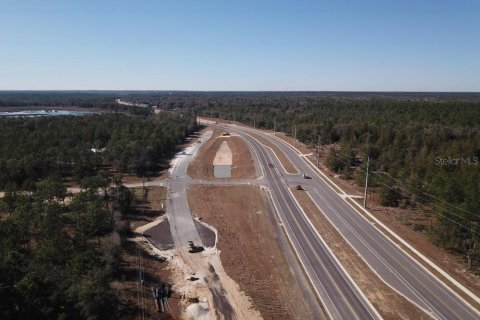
[0,109,102,117]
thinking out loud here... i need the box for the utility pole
[143,145,147,191]
[253,112,256,128]
[273,116,276,136]
[363,156,370,208]
[294,124,297,148]
[316,136,321,167]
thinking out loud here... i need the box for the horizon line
[1,89,479,94]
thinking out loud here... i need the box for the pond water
[214,165,232,178]
[0,109,101,117]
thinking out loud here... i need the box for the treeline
[0,91,153,116]
[190,94,480,272]
[111,91,480,110]
[0,174,134,319]
[0,113,196,189]
[0,91,117,107]
[0,100,196,318]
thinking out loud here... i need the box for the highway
[226,126,381,320]
[227,123,480,320]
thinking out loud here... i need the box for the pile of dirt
[187,131,255,179]
[212,141,232,165]
[187,185,312,320]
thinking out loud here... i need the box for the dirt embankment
[292,188,432,320]
[187,131,256,179]
[187,185,312,320]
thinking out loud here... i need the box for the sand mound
[213,141,232,165]
[186,300,213,320]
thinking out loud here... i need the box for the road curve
[229,127,381,320]
[234,124,480,320]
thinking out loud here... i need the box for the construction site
[130,121,480,320]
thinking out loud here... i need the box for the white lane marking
[231,127,299,175]
[260,143,378,319]
[236,134,265,179]
[287,188,383,320]
[265,189,337,320]
[264,127,480,312]
[339,194,363,199]
[308,189,438,319]
[348,200,480,315]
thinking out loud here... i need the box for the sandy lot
[187,131,256,179]
[213,141,233,165]
[291,188,432,320]
[187,185,312,320]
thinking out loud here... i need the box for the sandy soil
[212,141,233,165]
[187,131,256,180]
[129,187,167,230]
[113,238,181,320]
[291,188,433,319]
[187,185,313,320]
[248,132,298,174]
[114,186,182,319]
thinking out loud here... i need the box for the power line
[324,151,480,226]
[371,172,480,228]
[325,149,480,220]
[372,177,480,236]
[371,169,478,218]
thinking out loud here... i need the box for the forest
[1,91,479,319]
[0,100,196,319]
[1,173,134,319]
[107,90,480,272]
[0,113,196,189]
[188,93,480,272]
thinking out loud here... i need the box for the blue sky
[0,0,479,91]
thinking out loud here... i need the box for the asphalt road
[165,130,213,248]
[163,129,327,319]
[228,127,381,320]
[229,124,480,320]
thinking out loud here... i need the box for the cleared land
[213,141,233,165]
[114,186,182,319]
[291,188,432,320]
[187,130,256,179]
[187,185,312,320]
